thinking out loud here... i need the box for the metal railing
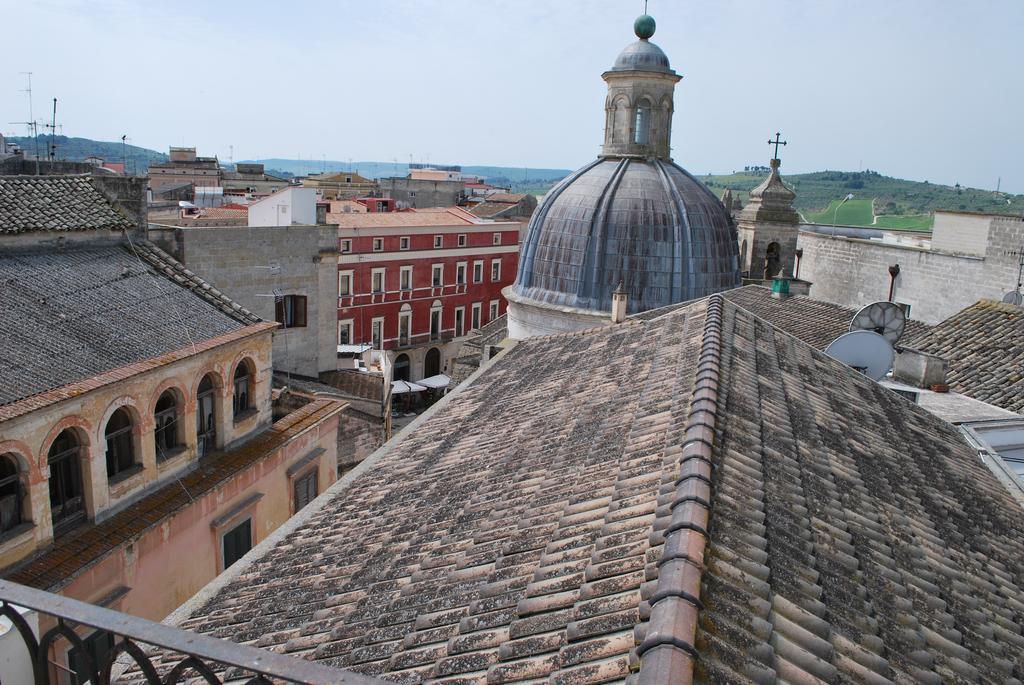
[0,580,385,685]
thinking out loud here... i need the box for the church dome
[611,40,673,74]
[513,158,739,314]
[505,14,741,338]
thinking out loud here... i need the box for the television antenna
[849,301,906,345]
[1002,244,1024,306]
[824,330,895,382]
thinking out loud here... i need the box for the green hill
[703,169,1022,231]
[8,136,168,172]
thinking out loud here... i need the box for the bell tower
[601,15,681,159]
[737,134,801,280]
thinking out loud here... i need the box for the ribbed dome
[514,158,741,314]
[611,40,673,74]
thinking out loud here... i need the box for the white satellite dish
[1002,291,1023,306]
[824,330,895,382]
[850,301,906,345]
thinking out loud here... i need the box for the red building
[332,206,521,382]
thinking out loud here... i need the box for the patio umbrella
[391,380,427,394]
[417,374,451,389]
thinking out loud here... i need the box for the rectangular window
[276,295,307,328]
[293,470,318,513]
[490,300,499,321]
[471,303,481,330]
[432,264,443,287]
[433,235,443,248]
[338,319,353,345]
[430,307,442,340]
[372,237,384,252]
[455,307,465,337]
[340,239,352,254]
[491,259,501,282]
[371,318,384,348]
[400,236,410,250]
[399,311,411,346]
[70,630,115,685]
[338,271,352,297]
[473,261,484,283]
[400,266,413,290]
[372,268,385,293]
[222,518,252,569]
[492,232,501,246]
[457,234,467,247]
[456,262,467,285]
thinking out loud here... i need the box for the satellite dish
[824,330,895,382]
[1002,291,1023,306]
[850,301,906,344]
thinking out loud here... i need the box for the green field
[803,199,933,231]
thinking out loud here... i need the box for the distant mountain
[8,135,167,172]
[703,169,1022,231]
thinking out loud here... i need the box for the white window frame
[456,262,467,285]
[489,300,499,321]
[490,259,501,282]
[338,319,354,345]
[340,239,352,254]
[492,232,501,246]
[471,302,482,331]
[454,306,465,337]
[372,237,384,252]
[371,317,385,348]
[400,236,410,251]
[433,235,443,249]
[457,234,467,247]
[371,267,386,294]
[431,263,444,287]
[473,260,484,284]
[400,265,413,291]
[338,270,353,297]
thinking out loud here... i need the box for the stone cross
[768,132,787,160]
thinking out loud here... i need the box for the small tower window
[634,106,651,145]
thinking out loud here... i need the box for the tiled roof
[906,299,1024,413]
[0,176,135,233]
[4,400,346,591]
[469,202,518,219]
[162,294,1024,684]
[0,240,262,408]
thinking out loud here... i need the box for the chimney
[770,269,791,299]
[893,348,948,390]
[611,282,628,324]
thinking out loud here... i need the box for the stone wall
[797,217,1023,324]
[175,225,339,377]
[379,177,465,209]
[337,409,383,473]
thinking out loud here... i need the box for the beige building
[147,146,222,194]
[300,170,378,200]
[0,176,344,643]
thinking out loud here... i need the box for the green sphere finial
[634,14,656,39]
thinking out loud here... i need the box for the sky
[3,0,1022,191]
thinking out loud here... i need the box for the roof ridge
[634,293,724,684]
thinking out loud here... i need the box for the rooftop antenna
[849,301,907,345]
[1002,244,1024,306]
[229,144,234,165]
[21,72,41,167]
[121,135,128,173]
[45,98,58,161]
[824,330,895,381]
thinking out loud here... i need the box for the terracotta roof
[469,202,518,219]
[0,175,135,233]
[160,294,1024,684]
[0,239,262,409]
[717,285,930,350]
[906,299,1024,413]
[318,369,385,403]
[485,193,527,204]
[4,400,346,591]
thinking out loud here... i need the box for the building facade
[147,146,222,194]
[300,171,378,200]
[332,207,520,381]
[0,176,344,641]
[378,176,466,209]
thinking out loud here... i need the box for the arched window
[154,390,180,460]
[233,363,251,418]
[634,105,651,145]
[197,374,217,457]
[393,354,411,382]
[48,429,85,531]
[424,348,442,378]
[0,455,23,533]
[105,408,135,479]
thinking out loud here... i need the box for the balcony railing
[0,580,385,685]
